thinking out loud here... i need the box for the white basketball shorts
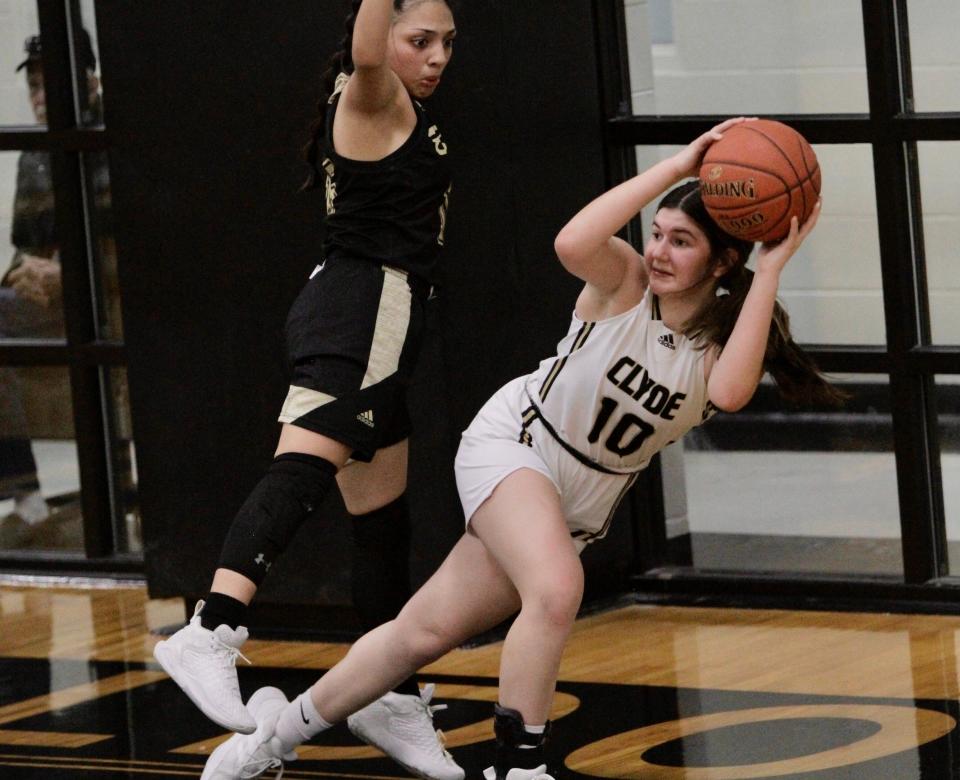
[454,376,639,552]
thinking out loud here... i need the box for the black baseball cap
[16,29,97,73]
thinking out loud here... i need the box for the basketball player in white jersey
[201,117,842,780]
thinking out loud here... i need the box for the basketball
[698,119,821,243]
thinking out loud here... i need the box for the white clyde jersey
[523,287,717,474]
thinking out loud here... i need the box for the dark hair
[659,180,847,407]
[301,0,449,190]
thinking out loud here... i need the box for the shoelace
[416,685,456,761]
[419,683,447,718]
[209,633,252,667]
[209,633,252,698]
[241,754,283,779]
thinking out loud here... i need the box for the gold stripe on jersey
[361,267,412,389]
[278,385,337,423]
[518,405,539,447]
[651,295,661,320]
[539,322,595,402]
[571,472,639,544]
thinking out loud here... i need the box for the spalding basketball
[699,119,821,243]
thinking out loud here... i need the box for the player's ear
[712,248,738,278]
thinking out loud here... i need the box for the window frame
[0,0,138,575]
[595,0,960,606]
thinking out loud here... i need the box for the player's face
[644,208,719,296]
[388,0,456,100]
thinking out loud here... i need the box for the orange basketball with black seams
[699,119,821,243]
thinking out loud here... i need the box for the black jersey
[321,84,452,285]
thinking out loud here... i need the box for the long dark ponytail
[301,0,408,190]
[660,180,847,407]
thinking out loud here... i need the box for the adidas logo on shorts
[357,410,375,428]
[658,333,676,350]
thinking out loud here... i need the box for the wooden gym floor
[1,582,959,778]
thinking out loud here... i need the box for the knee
[524,566,584,630]
[395,613,458,668]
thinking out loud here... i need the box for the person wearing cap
[0,30,110,548]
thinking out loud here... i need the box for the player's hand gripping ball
[699,119,821,243]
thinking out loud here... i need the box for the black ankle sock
[392,677,420,697]
[200,592,248,631]
[494,704,551,777]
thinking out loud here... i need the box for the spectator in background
[0,30,107,548]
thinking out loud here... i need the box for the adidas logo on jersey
[658,333,676,350]
[356,410,375,428]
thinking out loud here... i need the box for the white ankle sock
[274,690,332,753]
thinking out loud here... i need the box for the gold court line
[0,729,112,747]
[0,670,167,727]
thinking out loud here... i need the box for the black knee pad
[218,453,337,585]
[494,703,551,779]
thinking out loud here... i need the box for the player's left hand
[755,199,822,277]
[672,116,757,180]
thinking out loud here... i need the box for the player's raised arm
[346,0,404,113]
[707,202,822,411]
[554,117,751,296]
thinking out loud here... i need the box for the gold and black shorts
[279,255,429,462]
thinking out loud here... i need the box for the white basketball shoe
[483,765,554,780]
[153,600,256,734]
[201,686,297,779]
[347,683,465,780]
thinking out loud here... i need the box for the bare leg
[305,468,581,727]
[337,438,407,514]
[308,529,521,722]
[470,469,583,726]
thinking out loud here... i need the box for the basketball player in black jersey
[153,3,462,779]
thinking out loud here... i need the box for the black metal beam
[862,0,946,583]
[0,551,144,576]
[607,113,960,147]
[631,570,960,615]
[608,115,875,146]
[0,341,126,365]
[37,0,116,560]
[592,0,665,575]
[802,346,960,376]
[0,127,108,152]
